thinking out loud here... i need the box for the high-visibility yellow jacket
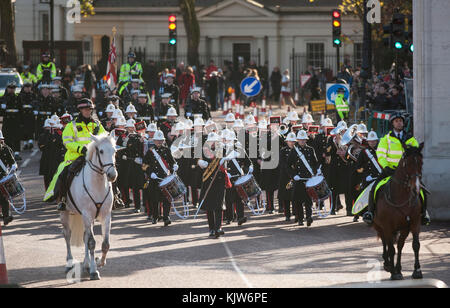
[335,93,349,121]
[44,117,106,202]
[119,61,143,83]
[376,131,419,169]
[20,72,37,84]
[36,62,56,81]
[62,118,106,163]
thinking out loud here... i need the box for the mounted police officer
[119,52,143,86]
[43,98,106,211]
[362,112,429,225]
[36,52,56,86]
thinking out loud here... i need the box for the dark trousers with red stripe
[207,208,223,231]
[280,200,291,217]
[265,190,275,212]
[132,189,141,210]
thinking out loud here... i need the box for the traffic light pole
[336,45,340,74]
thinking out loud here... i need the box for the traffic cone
[253,105,258,123]
[0,224,8,285]
[235,100,241,119]
[240,104,245,119]
[261,98,267,114]
[151,90,156,108]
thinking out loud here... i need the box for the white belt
[365,149,382,174]
[294,146,314,177]
[151,148,169,176]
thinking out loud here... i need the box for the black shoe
[209,230,215,237]
[306,218,313,227]
[353,216,359,222]
[214,230,220,238]
[14,154,22,161]
[237,217,247,226]
[285,216,291,222]
[268,210,273,214]
[134,208,141,214]
[298,220,304,226]
[226,220,231,225]
[3,215,13,226]
[152,218,157,224]
[124,202,131,209]
[217,228,225,235]
[164,218,171,226]
[336,204,343,211]
[330,210,336,215]
[362,212,374,225]
[57,202,66,211]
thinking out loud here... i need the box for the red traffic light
[333,10,341,19]
[169,15,176,23]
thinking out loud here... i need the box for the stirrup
[363,212,374,224]
[57,199,67,211]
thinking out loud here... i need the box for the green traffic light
[334,39,341,45]
[410,44,414,52]
[394,41,403,49]
[169,38,177,45]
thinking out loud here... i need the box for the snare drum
[159,174,187,202]
[0,173,25,200]
[234,174,261,202]
[305,175,331,202]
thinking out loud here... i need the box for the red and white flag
[106,35,117,89]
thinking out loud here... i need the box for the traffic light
[392,13,405,50]
[383,23,392,48]
[406,15,413,53]
[332,9,342,47]
[168,14,177,46]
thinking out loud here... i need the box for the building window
[40,11,49,41]
[306,43,324,69]
[160,43,169,60]
[354,43,363,68]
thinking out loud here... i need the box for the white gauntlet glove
[248,166,254,174]
[198,159,208,169]
[150,173,158,180]
[294,175,301,182]
[134,158,143,165]
[173,164,179,172]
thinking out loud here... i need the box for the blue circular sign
[240,77,262,97]
[327,84,350,105]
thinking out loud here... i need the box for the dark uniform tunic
[287,144,319,222]
[185,98,211,120]
[124,133,145,210]
[258,131,280,212]
[354,146,381,192]
[224,145,252,223]
[143,144,176,221]
[2,92,21,152]
[163,83,180,114]
[0,143,16,219]
[18,90,37,141]
[38,129,52,188]
[135,102,154,125]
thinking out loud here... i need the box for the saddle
[54,157,86,201]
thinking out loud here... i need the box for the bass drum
[234,174,261,202]
[0,172,25,200]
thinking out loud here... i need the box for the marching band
[0,59,428,235]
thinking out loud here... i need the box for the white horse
[60,134,117,280]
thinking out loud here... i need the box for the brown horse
[373,143,425,280]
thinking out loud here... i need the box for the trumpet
[278,124,289,136]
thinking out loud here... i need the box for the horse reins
[69,146,115,219]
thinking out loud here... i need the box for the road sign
[326,83,350,105]
[300,74,312,88]
[240,77,262,97]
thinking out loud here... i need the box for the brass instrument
[339,124,366,162]
[278,124,289,136]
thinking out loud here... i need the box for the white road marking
[21,158,31,168]
[220,237,254,288]
[31,149,39,157]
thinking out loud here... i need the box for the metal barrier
[367,110,412,137]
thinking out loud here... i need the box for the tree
[0,0,17,66]
[179,0,200,67]
[338,0,413,71]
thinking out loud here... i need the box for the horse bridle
[87,146,116,176]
